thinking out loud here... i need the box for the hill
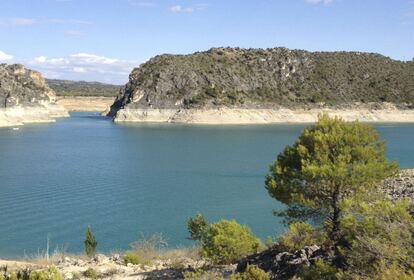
[108,47,414,120]
[46,79,121,97]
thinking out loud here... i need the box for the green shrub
[277,222,322,251]
[123,251,150,266]
[83,268,100,279]
[84,226,98,258]
[299,260,339,280]
[229,265,270,280]
[123,251,141,265]
[187,214,210,243]
[183,270,223,280]
[264,236,274,249]
[29,267,61,280]
[340,198,414,278]
[374,263,414,280]
[188,215,260,264]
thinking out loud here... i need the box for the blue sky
[0,0,413,84]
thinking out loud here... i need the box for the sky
[0,0,413,84]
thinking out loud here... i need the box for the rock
[110,254,122,262]
[0,64,68,127]
[237,245,325,280]
[63,272,73,279]
[74,259,86,267]
[382,169,414,202]
[93,254,110,264]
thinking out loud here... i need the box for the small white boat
[12,127,19,131]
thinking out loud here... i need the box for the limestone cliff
[0,64,68,127]
[108,47,414,124]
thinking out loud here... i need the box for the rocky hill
[46,79,120,97]
[107,47,414,124]
[0,64,68,127]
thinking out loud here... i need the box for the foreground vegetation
[2,115,413,279]
[264,115,413,279]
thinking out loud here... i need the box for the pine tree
[84,226,97,258]
[265,114,398,264]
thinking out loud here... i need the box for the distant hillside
[47,79,121,97]
[108,47,414,117]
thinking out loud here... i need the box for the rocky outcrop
[108,47,414,124]
[382,169,414,202]
[237,245,325,280]
[0,64,68,127]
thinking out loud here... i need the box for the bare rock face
[0,64,68,127]
[107,47,414,120]
[382,169,414,202]
[0,64,56,107]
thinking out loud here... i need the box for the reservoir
[0,112,413,257]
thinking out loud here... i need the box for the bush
[84,226,98,258]
[188,215,260,264]
[230,265,270,280]
[188,213,210,243]
[0,267,61,280]
[299,260,339,280]
[29,267,62,280]
[83,268,100,279]
[205,220,260,264]
[277,222,323,251]
[123,251,150,266]
[340,198,414,278]
[374,263,414,280]
[183,270,223,280]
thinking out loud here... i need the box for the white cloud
[64,30,86,36]
[34,56,47,63]
[0,50,13,61]
[169,5,194,13]
[46,18,93,25]
[70,53,119,65]
[28,53,138,84]
[0,18,36,26]
[0,17,92,27]
[305,0,333,5]
[73,67,87,73]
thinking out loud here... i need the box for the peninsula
[107,47,414,124]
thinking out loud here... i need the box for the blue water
[0,112,413,257]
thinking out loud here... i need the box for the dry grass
[125,233,201,266]
[19,246,87,266]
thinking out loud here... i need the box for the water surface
[0,112,413,257]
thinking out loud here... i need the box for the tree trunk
[331,186,346,268]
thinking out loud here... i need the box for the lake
[0,112,413,257]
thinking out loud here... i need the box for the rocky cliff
[0,64,68,127]
[108,47,414,124]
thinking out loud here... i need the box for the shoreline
[113,107,414,125]
[0,105,69,128]
[56,96,115,112]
